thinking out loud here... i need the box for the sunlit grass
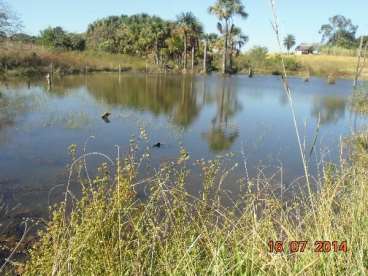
[295,54,368,79]
[22,137,368,275]
[0,42,156,77]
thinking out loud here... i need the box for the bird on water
[101,112,111,123]
[153,142,162,148]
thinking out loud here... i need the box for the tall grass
[295,54,368,79]
[0,42,155,78]
[21,135,367,275]
[320,46,357,57]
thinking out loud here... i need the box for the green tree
[144,17,170,64]
[39,26,69,48]
[229,25,248,70]
[283,34,296,53]
[176,12,202,72]
[165,32,184,67]
[202,33,219,73]
[86,14,173,62]
[319,15,358,48]
[189,21,203,72]
[69,33,86,51]
[247,46,268,69]
[39,26,85,51]
[209,0,248,74]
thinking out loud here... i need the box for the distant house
[295,43,320,55]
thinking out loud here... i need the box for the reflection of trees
[45,76,86,97]
[0,94,15,132]
[0,91,41,145]
[311,96,346,125]
[171,77,199,127]
[84,74,201,128]
[203,78,240,152]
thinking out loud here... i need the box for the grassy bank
[0,42,162,79]
[235,53,368,80]
[19,134,368,275]
[1,42,367,80]
[295,54,368,79]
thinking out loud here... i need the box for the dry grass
[18,136,368,275]
[0,42,154,77]
[295,54,368,79]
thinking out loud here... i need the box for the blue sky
[9,0,368,51]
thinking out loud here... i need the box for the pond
[0,73,367,218]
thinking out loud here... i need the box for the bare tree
[0,0,22,38]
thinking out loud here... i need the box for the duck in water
[153,142,162,148]
[101,112,111,123]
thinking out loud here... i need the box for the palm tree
[209,0,248,74]
[189,21,203,72]
[283,34,296,54]
[202,34,209,73]
[176,12,202,73]
[202,33,218,73]
[228,25,248,70]
[146,17,169,64]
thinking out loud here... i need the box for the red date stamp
[268,240,347,253]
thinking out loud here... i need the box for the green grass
[21,136,368,275]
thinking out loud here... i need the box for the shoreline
[2,67,367,82]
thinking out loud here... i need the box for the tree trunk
[354,36,364,88]
[155,38,160,65]
[222,22,228,74]
[203,39,208,74]
[191,45,195,72]
[229,40,234,72]
[183,33,187,72]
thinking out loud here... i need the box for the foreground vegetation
[19,132,368,274]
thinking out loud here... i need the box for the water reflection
[0,74,365,218]
[85,74,199,122]
[203,78,240,152]
[311,96,347,125]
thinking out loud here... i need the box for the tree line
[84,0,249,74]
[1,0,367,73]
[0,0,251,73]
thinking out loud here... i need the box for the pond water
[0,73,367,218]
